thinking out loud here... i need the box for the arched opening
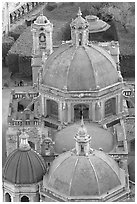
[5,193,11,202]
[79,33,82,45]
[74,104,89,121]
[28,141,35,150]
[47,100,58,120]
[105,98,116,117]
[21,196,29,202]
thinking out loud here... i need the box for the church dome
[35,14,49,24]
[54,122,114,154]
[42,43,119,91]
[43,149,124,200]
[3,132,46,184]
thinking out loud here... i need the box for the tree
[102,2,135,32]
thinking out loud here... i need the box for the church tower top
[70,7,89,47]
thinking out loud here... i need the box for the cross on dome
[77,7,82,17]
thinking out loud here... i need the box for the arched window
[5,193,11,202]
[105,98,116,117]
[74,104,89,121]
[47,100,58,119]
[79,33,82,45]
[21,195,29,202]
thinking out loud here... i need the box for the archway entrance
[47,100,58,120]
[74,104,89,121]
[21,196,29,202]
[5,193,11,202]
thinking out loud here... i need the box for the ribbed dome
[43,149,124,199]
[43,43,119,91]
[54,122,114,154]
[35,14,49,24]
[3,148,46,184]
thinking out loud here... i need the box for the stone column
[117,94,121,114]
[89,102,92,120]
[95,101,101,122]
[100,100,105,120]
[67,102,72,123]
[58,101,63,124]
[41,95,45,116]
[91,102,95,122]
[71,104,74,122]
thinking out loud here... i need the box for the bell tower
[31,14,53,84]
[70,8,89,47]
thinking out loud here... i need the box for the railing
[9,119,40,127]
[9,2,44,25]
[13,92,39,99]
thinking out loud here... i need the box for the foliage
[46,2,57,11]
[2,36,15,65]
[7,53,19,74]
[3,82,9,87]
[8,24,27,41]
[8,27,33,57]
[19,56,32,77]
[60,21,71,41]
[101,2,135,32]
[120,55,135,78]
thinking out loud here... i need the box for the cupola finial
[77,7,82,17]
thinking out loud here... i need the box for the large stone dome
[43,149,125,201]
[42,43,119,91]
[54,122,114,154]
[3,141,46,185]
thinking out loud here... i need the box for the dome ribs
[87,156,101,196]
[69,158,79,196]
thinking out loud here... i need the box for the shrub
[2,36,15,66]
[46,2,57,11]
[7,53,19,74]
[19,56,32,77]
[60,21,71,41]
[8,24,27,41]
[4,82,9,87]
[120,55,135,78]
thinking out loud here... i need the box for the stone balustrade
[9,2,44,25]
[9,119,40,127]
[13,92,39,99]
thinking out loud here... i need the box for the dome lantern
[19,130,30,151]
[74,117,91,156]
[70,7,89,47]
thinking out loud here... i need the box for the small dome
[54,122,114,154]
[43,149,124,199]
[42,43,118,91]
[3,148,46,184]
[35,14,49,24]
[85,15,110,33]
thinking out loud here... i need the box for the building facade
[3,8,134,202]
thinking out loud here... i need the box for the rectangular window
[26,114,30,120]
